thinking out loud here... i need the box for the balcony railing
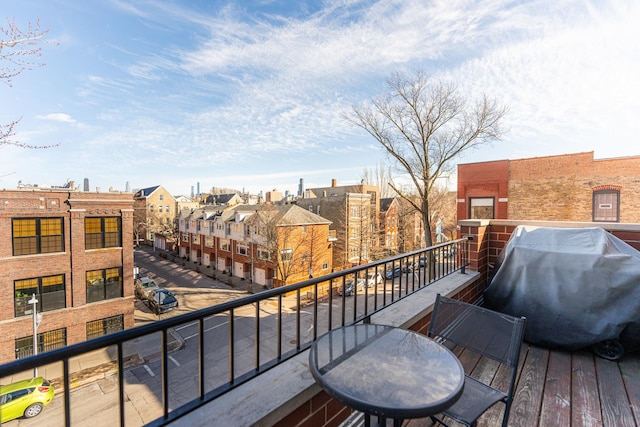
[0,239,470,427]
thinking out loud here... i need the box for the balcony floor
[405,342,640,427]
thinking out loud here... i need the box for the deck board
[595,356,636,427]
[539,350,571,426]
[619,357,640,425]
[508,345,548,427]
[572,350,603,427]
[404,344,639,427]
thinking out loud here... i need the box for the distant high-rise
[126,181,131,192]
[191,186,194,198]
[298,178,304,197]
[83,178,89,191]
[197,182,200,197]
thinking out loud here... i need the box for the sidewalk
[5,327,185,394]
[6,247,300,391]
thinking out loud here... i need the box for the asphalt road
[8,249,430,426]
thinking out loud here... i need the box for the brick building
[457,151,640,223]
[301,179,380,268]
[380,198,399,254]
[178,204,333,288]
[133,185,177,244]
[0,189,134,364]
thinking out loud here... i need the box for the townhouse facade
[457,151,640,222]
[178,204,333,288]
[133,185,177,244]
[0,189,134,364]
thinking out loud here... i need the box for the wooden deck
[405,343,640,427]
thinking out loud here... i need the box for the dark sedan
[147,289,179,314]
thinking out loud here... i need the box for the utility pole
[28,293,42,377]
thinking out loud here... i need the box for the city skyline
[2,0,638,196]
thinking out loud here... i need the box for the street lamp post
[27,293,41,377]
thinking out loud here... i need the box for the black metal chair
[427,294,526,427]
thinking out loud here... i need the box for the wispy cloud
[3,0,638,194]
[35,113,76,124]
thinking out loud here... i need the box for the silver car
[134,277,159,300]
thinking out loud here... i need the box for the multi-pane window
[593,190,620,222]
[469,197,494,219]
[86,268,122,303]
[14,275,65,317]
[182,233,189,242]
[281,248,293,262]
[159,194,164,201]
[85,217,121,249]
[165,205,169,213]
[237,244,248,255]
[15,328,66,359]
[205,236,214,247]
[87,314,124,340]
[159,205,163,212]
[219,239,230,251]
[12,218,64,256]
[258,248,271,261]
[193,235,200,244]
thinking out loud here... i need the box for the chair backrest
[428,294,526,368]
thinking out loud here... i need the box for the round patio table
[308,324,464,427]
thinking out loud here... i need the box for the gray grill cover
[485,226,640,350]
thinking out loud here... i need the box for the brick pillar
[458,220,491,291]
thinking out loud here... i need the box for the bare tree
[252,205,331,286]
[1,18,57,148]
[361,162,394,198]
[346,70,507,247]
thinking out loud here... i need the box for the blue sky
[2,0,638,196]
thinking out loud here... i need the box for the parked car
[0,377,55,423]
[385,267,402,280]
[146,289,179,314]
[337,279,366,297]
[363,272,384,288]
[135,277,159,300]
[401,264,415,273]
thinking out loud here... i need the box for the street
[8,248,425,426]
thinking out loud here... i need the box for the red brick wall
[508,152,640,222]
[0,189,135,363]
[457,160,509,220]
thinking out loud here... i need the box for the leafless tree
[361,162,394,198]
[253,205,331,286]
[346,70,507,247]
[1,18,57,148]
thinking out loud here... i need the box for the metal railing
[0,238,470,426]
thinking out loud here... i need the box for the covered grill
[485,226,640,356]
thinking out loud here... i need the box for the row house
[0,189,134,364]
[178,204,333,288]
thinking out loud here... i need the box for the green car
[0,377,55,423]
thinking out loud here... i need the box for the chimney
[331,178,337,187]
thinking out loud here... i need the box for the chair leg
[430,416,450,427]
